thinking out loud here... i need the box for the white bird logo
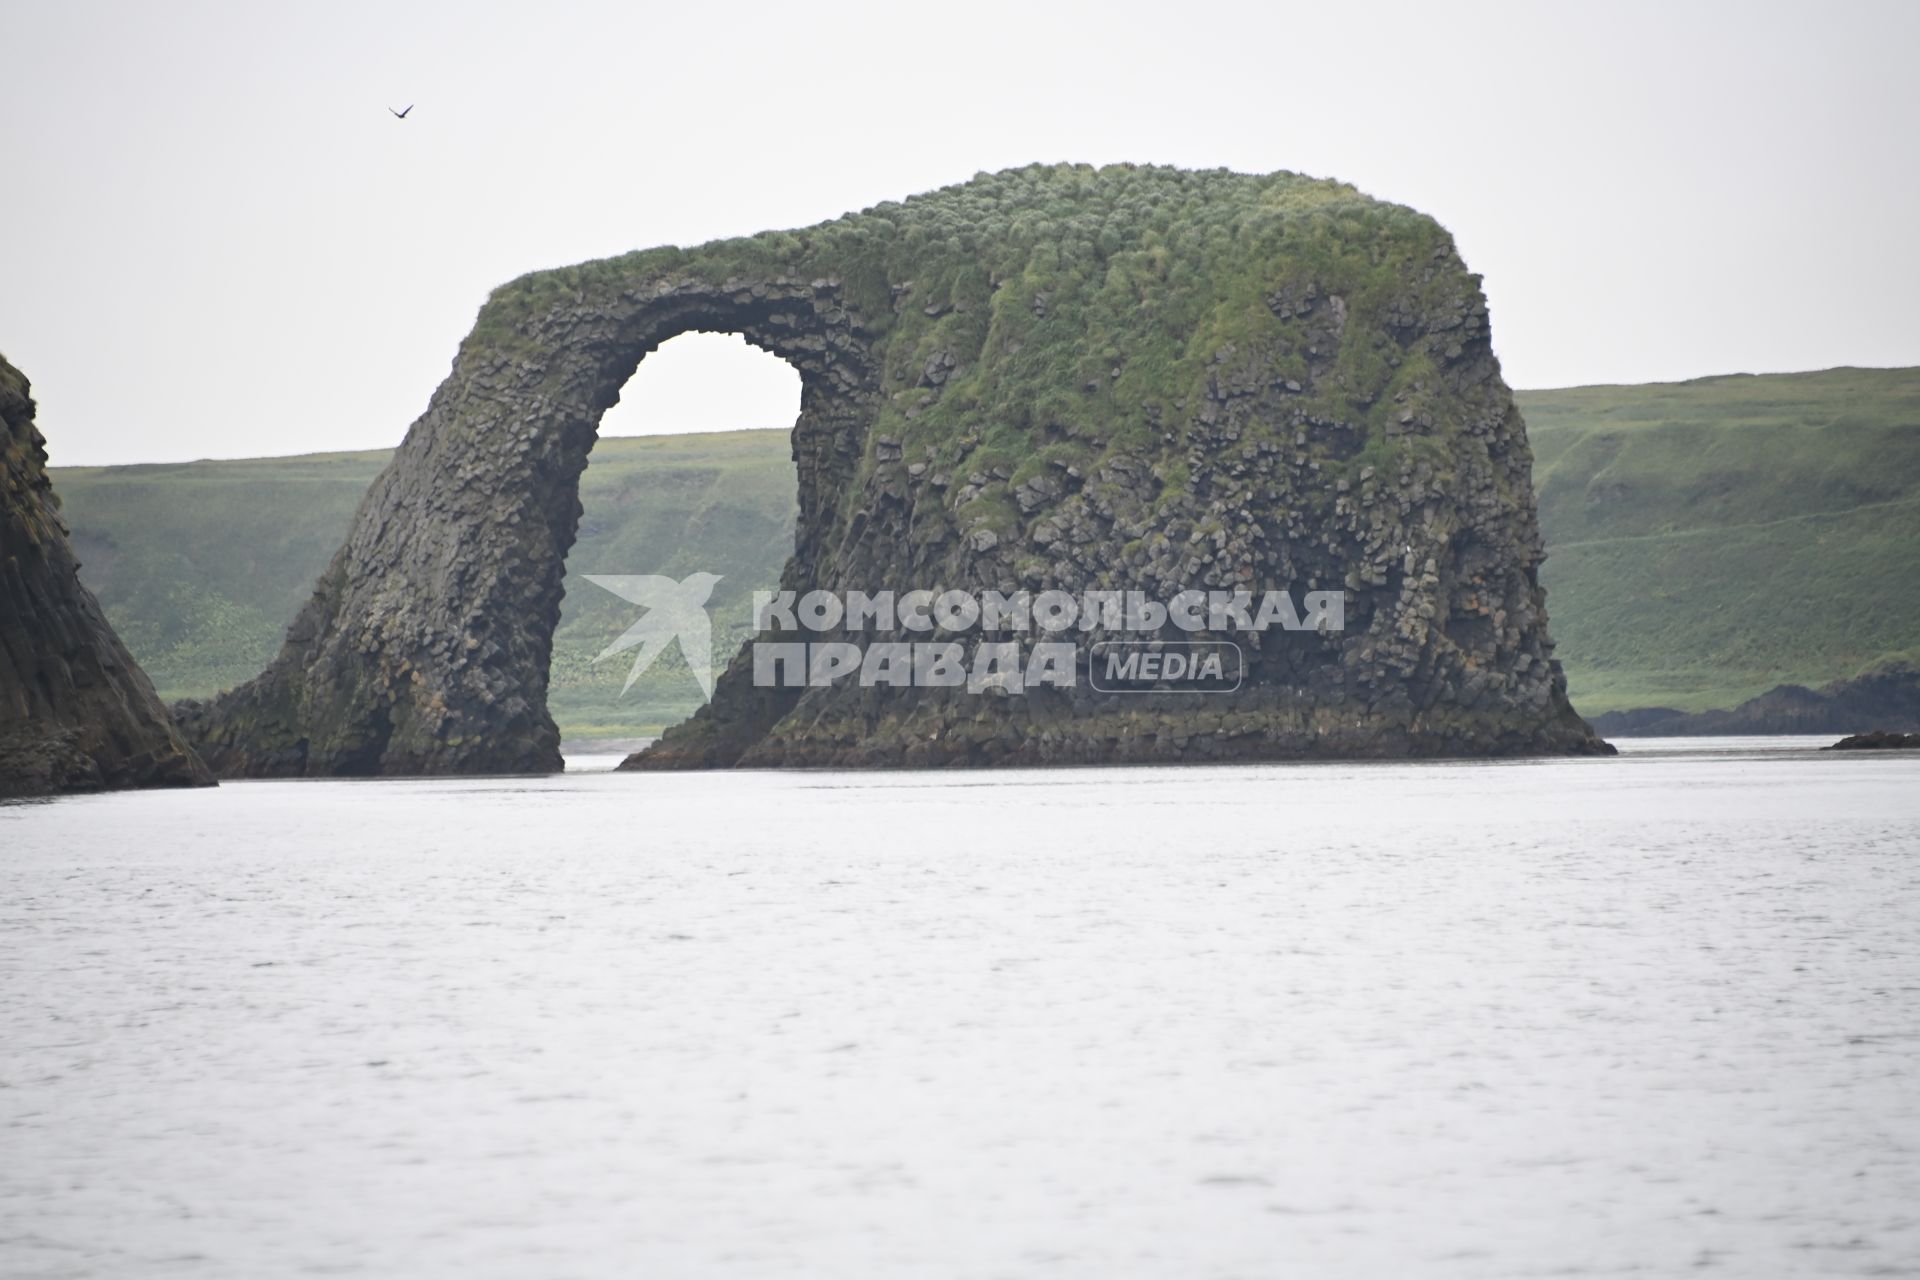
[584,572,724,699]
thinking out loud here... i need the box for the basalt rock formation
[0,354,213,798]
[178,164,1609,775]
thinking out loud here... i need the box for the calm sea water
[3,739,1917,1277]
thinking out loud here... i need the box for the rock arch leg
[177,276,877,776]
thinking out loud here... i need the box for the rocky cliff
[0,354,213,798]
[178,164,1608,775]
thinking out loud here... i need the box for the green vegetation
[54,370,1920,735]
[1520,366,1920,711]
[50,450,383,698]
[55,433,796,739]
[476,164,1471,488]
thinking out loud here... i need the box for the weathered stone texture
[1,354,214,798]
[176,165,1610,774]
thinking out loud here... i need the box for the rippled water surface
[3,739,1918,1277]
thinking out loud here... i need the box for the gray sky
[5,0,1917,466]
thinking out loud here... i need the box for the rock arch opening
[596,331,802,439]
[554,333,803,745]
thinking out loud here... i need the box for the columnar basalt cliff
[0,354,213,798]
[178,164,1609,775]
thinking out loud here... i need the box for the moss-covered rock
[179,164,1608,774]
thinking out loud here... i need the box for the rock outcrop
[1827,730,1920,750]
[0,354,213,798]
[1590,661,1920,737]
[178,164,1608,775]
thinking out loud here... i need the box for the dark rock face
[178,165,1608,775]
[1590,662,1920,737]
[0,355,213,799]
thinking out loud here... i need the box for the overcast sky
[5,0,1917,466]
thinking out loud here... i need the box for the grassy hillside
[1519,366,1920,711]
[53,450,392,702]
[51,366,1920,735]
[55,433,797,739]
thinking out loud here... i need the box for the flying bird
[584,572,724,699]
[388,104,413,119]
